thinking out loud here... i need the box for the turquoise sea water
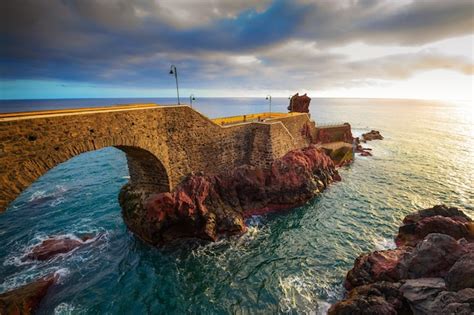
[0,98,473,314]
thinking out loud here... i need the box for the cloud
[0,0,473,95]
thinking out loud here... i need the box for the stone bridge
[0,104,319,212]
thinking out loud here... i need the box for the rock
[345,248,413,290]
[0,274,56,314]
[346,233,468,290]
[23,234,97,261]
[334,206,474,315]
[288,93,311,113]
[400,233,466,279]
[353,138,374,157]
[328,281,412,315]
[399,278,446,314]
[446,250,474,291]
[396,205,473,247]
[362,130,383,141]
[429,288,474,315]
[121,145,340,245]
[402,205,472,225]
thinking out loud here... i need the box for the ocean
[0,97,473,314]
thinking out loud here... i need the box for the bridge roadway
[0,104,317,212]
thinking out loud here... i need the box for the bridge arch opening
[1,145,170,213]
[115,146,170,194]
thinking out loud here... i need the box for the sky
[0,0,473,100]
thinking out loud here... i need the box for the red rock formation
[288,93,311,113]
[23,234,97,261]
[0,274,56,314]
[120,145,340,245]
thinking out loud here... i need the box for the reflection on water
[0,98,473,314]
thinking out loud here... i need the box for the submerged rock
[288,93,311,113]
[331,205,474,315]
[0,274,56,315]
[120,145,340,245]
[23,234,97,261]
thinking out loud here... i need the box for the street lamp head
[169,64,180,104]
[169,64,176,75]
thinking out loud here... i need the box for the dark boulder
[399,278,446,314]
[429,288,474,315]
[23,234,98,261]
[446,250,474,291]
[396,205,473,247]
[402,205,472,225]
[345,248,413,290]
[0,274,56,315]
[328,282,412,315]
[400,233,467,279]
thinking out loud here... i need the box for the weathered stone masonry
[0,105,317,212]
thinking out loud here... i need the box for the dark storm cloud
[0,0,473,89]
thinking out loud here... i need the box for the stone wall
[0,106,315,211]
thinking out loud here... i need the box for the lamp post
[266,95,272,115]
[189,94,195,108]
[169,64,180,105]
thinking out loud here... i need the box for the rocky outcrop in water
[354,130,383,157]
[23,234,99,261]
[120,145,340,245]
[362,130,384,141]
[0,274,57,315]
[329,205,474,315]
[288,93,311,113]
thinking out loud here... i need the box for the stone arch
[116,145,170,193]
[0,140,170,212]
